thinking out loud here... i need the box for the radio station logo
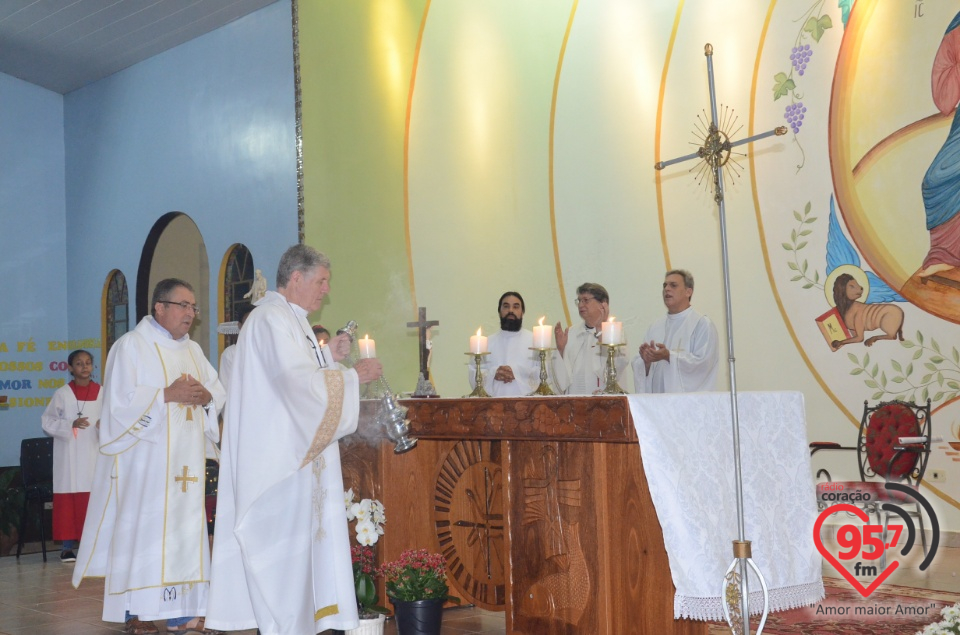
[813,482,939,598]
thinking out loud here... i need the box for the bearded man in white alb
[206,245,383,635]
[632,269,719,393]
[468,291,568,396]
[73,279,225,633]
[554,282,628,395]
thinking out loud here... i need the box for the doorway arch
[137,212,210,355]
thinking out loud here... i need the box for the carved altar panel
[403,397,635,442]
[343,397,710,635]
[507,441,600,634]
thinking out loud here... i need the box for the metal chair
[810,400,932,566]
[16,437,54,562]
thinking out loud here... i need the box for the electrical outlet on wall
[928,469,946,483]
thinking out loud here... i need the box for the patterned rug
[707,577,959,635]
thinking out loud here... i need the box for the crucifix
[407,306,439,391]
[655,43,786,635]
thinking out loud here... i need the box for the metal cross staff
[655,43,786,635]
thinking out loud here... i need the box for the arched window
[219,244,255,354]
[102,270,129,364]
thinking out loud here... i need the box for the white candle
[601,316,623,345]
[358,334,377,358]
[469,327,488,354]
[533,316,552,348]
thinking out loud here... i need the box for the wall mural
[760,0,960,511]
[297,0,960,527]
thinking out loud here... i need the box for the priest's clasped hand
[353,358,383,384]
[164,373,213,406]
[639,341,670,367]
[493,365,516,383]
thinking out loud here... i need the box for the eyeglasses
[158,300,200,315]
[574,296,596,306]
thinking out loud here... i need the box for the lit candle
[358,334,377,359]
[533,316,552,348]
[601,316,623,345]
[469,327,488,354]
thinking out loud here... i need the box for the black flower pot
[390,597,444,635]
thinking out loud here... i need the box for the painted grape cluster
[790,44,813,76]
[784,101,806,135]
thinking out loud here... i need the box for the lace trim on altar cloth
[675,580,826,621]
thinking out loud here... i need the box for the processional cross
[655,43,786,635]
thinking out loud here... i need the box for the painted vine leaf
[773,72,796,100]
[804,15,833,42]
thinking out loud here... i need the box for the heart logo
[813,504,899,597]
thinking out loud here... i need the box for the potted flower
[379,548,460,635]
[344,490,388,635]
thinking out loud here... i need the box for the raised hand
[554,321,569,355]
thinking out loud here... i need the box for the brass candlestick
[599,342,626,395]
[528,347,556,396]
[464,351,492,398]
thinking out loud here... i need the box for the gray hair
[276,245,331,288]
[666,269,694,291]
[151,278,194,317]
[576,282,609,305]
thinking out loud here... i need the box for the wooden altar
[340,396,708,635]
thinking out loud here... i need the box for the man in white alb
[468,291,568,396]
[206,245,383,635]
[73,279,226,633]
[632,269,719,393]
[554,282,628,395]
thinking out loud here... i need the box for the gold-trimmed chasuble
[154,343,208,584]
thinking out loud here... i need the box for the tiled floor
[1,541,958,634]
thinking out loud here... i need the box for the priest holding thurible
[207,245,382,635]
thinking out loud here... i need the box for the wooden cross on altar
[655,43,786,635]
[407,306,439,381]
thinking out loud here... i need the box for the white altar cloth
[627,391,824,621]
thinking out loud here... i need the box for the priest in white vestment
[207,245,383,635]
[468,291,569,396]
[73,279,225,630]
[632,269,719,393]
[555,282,628,394]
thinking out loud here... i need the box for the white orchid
[356,519,379,546]
[343,491,386,545]
[344,489,356,520]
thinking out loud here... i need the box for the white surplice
[41,382,102,494]
[631,307,719,393]
[467,329,569,396]
[207,290,362,635]
[561,323,628,395]
[72,317,225,623]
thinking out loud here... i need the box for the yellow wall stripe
[404,0,432,312]
[653,0,686,272]
[548,0,579,327]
